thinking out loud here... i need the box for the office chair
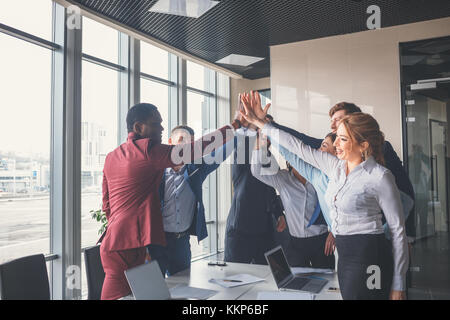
[84,245,105,300]
[0,254,51,300]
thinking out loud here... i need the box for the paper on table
[291,267,334,275]
[257,291,315,300]
[209,274,265,288]
[169,284,218,300]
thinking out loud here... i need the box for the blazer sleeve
[262,122,340,177]
[271,121,323,149]
[377,171,409,291]
[147,125,235,169]
[250,149,282,189]
[383,140,415,200]
[200,136,237,180]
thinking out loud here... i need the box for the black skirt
[335,233,394,300]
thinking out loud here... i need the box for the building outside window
[0,0,53,264]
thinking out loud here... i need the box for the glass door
[405,86,449,239]
[400,35,450,298]
[430,120,449,234]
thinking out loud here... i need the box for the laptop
[124,260,171,300]
[264,246,328,294]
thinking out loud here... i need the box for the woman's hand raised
[240,91,271,129]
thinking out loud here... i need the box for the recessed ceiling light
[149,0,219,18]
[216,54,265,67]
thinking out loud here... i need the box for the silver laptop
[124,260,171,300]
[264,246,328,294]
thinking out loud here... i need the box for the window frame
[0,1,231,299]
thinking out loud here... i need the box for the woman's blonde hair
[339,112,385,165]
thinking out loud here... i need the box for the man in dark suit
[224,127,284,265]
[147,126,235,276]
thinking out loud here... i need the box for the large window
[0,0,53,40]
[141,79,170,142]
[186,63,218,259]
[80,17,121,298]
[82,16,119,64]
[0,2,231,299]
[141,42,169,80]
[187,60,214,93]
[140,41,173,143]
[81,61,119,248]
[0,9,53,264]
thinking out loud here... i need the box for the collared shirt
[251,149,328,238]
[162,166,197,233]
[262,122,409,291]
[272,140,414,238]
[101,125,234,252]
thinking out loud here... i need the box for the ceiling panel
[69,0,450,79]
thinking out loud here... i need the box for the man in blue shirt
[147,125,234,276]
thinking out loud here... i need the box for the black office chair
[84,245,105,300]
[0,254,50,300]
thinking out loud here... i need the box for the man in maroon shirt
[100,103,241,300]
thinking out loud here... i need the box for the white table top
[166,259,342,300]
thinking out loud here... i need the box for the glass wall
[186,62,218,259]
[80,17,121,298]
[401,36,450,296]
[80,17,120,254]
[0,1,231,298]
[0,3,53,264]
[0,0,53,40]
[140,41,172,143]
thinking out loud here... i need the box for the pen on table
[222,279,242,283]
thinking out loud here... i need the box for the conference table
[165,258,342,300]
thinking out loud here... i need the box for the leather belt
[166,230,189,239]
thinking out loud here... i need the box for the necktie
[307,201,321,228]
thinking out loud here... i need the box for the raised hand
[240,92,270,129]
[250,90,271,120]
[233,106,249,128]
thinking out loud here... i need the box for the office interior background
[0,0,449,300]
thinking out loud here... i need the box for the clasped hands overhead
[234,91,272,130]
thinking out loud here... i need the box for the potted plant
[90,209,108,235]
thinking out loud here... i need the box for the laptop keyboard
[284,277,309,290]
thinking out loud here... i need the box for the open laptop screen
[265,246,292,286]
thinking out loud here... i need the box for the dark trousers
[224,230,276,265]
[335,234,394,300]
[146,232,191,277]
[286,232,335,269]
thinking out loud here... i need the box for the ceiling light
[149,0,219,18]
[216,54,265,67]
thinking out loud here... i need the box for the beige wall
[230,77,270,117]
[270,17,450,160]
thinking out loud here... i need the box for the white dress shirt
[262,122,409,291]
[251,149,328,238]
[162,166,196,233]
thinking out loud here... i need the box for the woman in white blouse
[239,92,408,300]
